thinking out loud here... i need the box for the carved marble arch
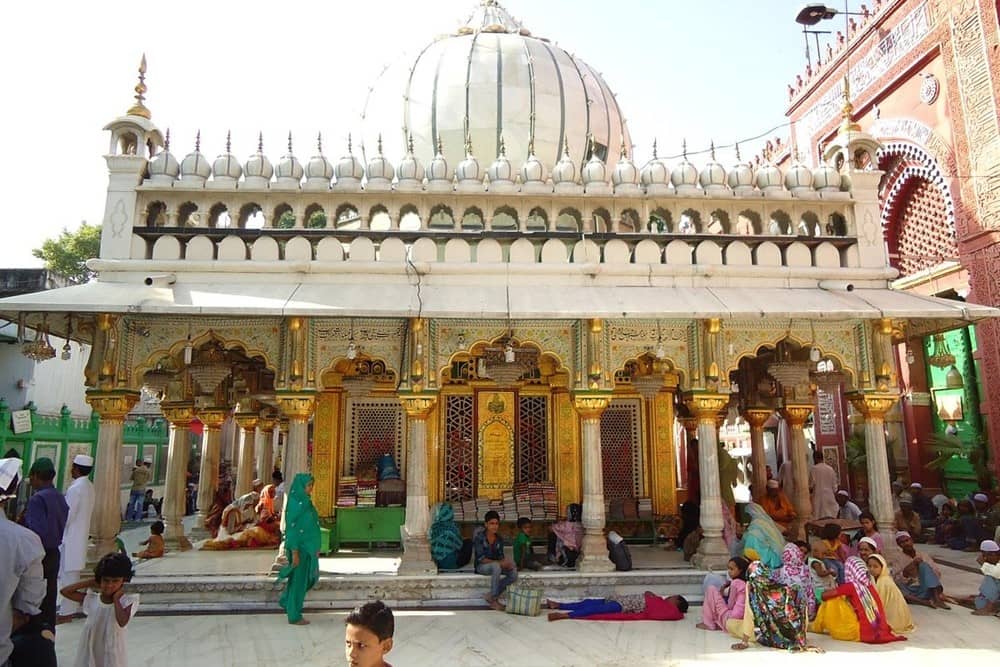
[208,202,231,228]
[613,353,685,391]
[799,211,821,236]
[649,207,672,232]
[619,208,641,233]
[591,207,612,233]
[334,202,360,229]
[461,206,484,230]
[144,201,167,227]
[272,202,293,228]
[525,206,547,231]
[768,209,792,235]
[436,334,570,386]
[555,207,582,231]
[735,209,760,235]
[492,205,518,230]
[428,203,455,229]
[368,203,391,231]
[177,201,199,227]
[708,208,730,235]
[679,208,702,233]
[238,203,264,229]
[316,354,399,392]
[399,203,421,231]
[826,212,848,236]
[304,203,327,229]
[724,334,857,394]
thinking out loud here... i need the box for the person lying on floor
[545,591,688,621]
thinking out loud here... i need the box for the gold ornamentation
[312,391,340,516]
[743,408,772,429]
[257,416,277,432]
[682,392,728,422]
[487,393,505,414]
[846,391,898,419]
[477,391,514,499]
[780,404,813,427]
[554,391,581,513]
[233,412,259,432]
[198,408,228,430]
[85,390,140,423]
[160,401,196,427]
[399,392,437,419]
[572,392,612,419]
[275,392,316,420]
[126,54,151,119]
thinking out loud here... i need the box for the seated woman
[742,502,785,569]
[934,501,958,546]
[773,543,817,619]
[867,554,913,634]
[816,523,847,584]
[546,591,688,622]
[429,502,472,570]
[698,557,749,631]
[548,503,583,567]
[204,481,233,538]
[202,491,281,550]
[851,511,884,555]
[810,556,905,644]
[729,561,815,651]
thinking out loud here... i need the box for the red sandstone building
[784,0,1000,491]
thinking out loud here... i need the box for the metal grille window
[443,395,475,501]
[599,399,642,499]
[517,395,548,483]
[345,399,405,476]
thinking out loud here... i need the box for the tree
[32,222,101,284]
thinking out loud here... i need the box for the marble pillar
[574,392,614,573]
[781,404,814,541]
[847,392,900,553]
[256,416,276,480]
[684,392,729,570]
[190,408,228,539]
[159,402,195,551]
[272,392,315,571]
[233,412,259,497]
[744,408,772,502]
[398,393,438,575]
[84,390,140,562]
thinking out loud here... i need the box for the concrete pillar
[397,392,438,575]
[684,392,729,570]
[276,393,316,485]
[233,412,259,497]
[847,392,900,553]
[574,392,614,573]
[256,416,277,480]
[744,408,772,502]
[781,404,814,540]
[84,390,140,562]
[159,401,196,551]
[190,408,228,539]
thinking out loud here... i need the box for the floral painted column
[159,401,195,551]
[84,390,140,561]
[574,391,614,573]
[398,391,438,575]
[683,392,729,570]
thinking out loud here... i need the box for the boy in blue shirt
[473,510,517,610]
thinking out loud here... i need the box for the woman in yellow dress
[867,554,914,633]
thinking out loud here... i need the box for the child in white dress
[59,552,139,667]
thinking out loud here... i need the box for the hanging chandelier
[632,373,664,400]
[767,360,811,398]
[480,337,538,386]
[926,333,956,368]
[188,343,231,394]
[142,364,175,399]
[22,316,56,362]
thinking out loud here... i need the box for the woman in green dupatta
[277,472,321,625]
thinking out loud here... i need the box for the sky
[0,0,824,267]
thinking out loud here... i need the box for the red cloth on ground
[579,592,685,622]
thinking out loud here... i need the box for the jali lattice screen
[599,398,642,498]
[443,394,475,501]
[517,395,548,483]
[346,398,405,476]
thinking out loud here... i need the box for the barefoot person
[60,553,139,667]
[955,539,1000,615]
[473,510,517,610]
[889,531,949,609]
[276,473,320,625]
[546,591,688,622]
[698,557,748,631]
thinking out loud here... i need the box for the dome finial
[257,131,264,154]
[225,130,232,154]
[681,138,688,159]
[587,132,595,157]
[620,136,627,159]
[652,138,658,159]
[528,135,534,156]
[347,133,354,155]
[562,136,570,157]
[127,54,151,119]
[840,75,860,133]
[436,135,444,155]
[710,140,716,161]
[465,133,473,156]
[164,128,171,151]
[499,135,506,156]
[194,130,201,152]
[317,132,323,154]
[377,133,384,155]
[287,132,293,154]
[735,141,742,162]
[407,132,415,154]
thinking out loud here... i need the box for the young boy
[133,521,165,559]
[817,522,847,584]
[345,600,394,667]
[513,517,542,571]
[473,510,517,610]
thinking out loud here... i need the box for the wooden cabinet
[331,507,405,552]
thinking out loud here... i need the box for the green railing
[0,399,169,490]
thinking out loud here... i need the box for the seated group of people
[201,471,284,550]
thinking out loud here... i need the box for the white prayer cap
[973,493,989,503]
[73,454,94,467]
[608,530,624,545]
[895,531,912,542]
[0,458,22,494]
[836,489,850,497]
[980,540,1000,552]
[909,482,922,489]
[766,479,780,489]
[859,536,879,550]
[143,457,153,464]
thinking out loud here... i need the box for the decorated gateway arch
[2,1,996,576]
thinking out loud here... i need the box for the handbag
[504,582,543,616]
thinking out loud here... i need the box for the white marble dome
[244,134,274,180]
[698,144,727,189]
[520,144,547,185]
[180,132,211,181]
[396,137,426,183]
[275,134,304,181]
[305,134,334,182]
[640,141,669,188]
[755,162,783,190]
[148,129,179,182]
[813,161,840,192]
[612,145,639,187]
[212,132,242,181]
[335,136,365,182]
[582,153,607,185]
[487,138,514,184]
[552,140,577,184]
[365,136,395,183]
[427,138,450,183]
[670,147,698,189]
[361,0,630,183]
[456,140,482,184]
[727,147,754,190]
[784,157,814,192]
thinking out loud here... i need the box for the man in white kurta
[809,450,840,519]
[57,454,96,620]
